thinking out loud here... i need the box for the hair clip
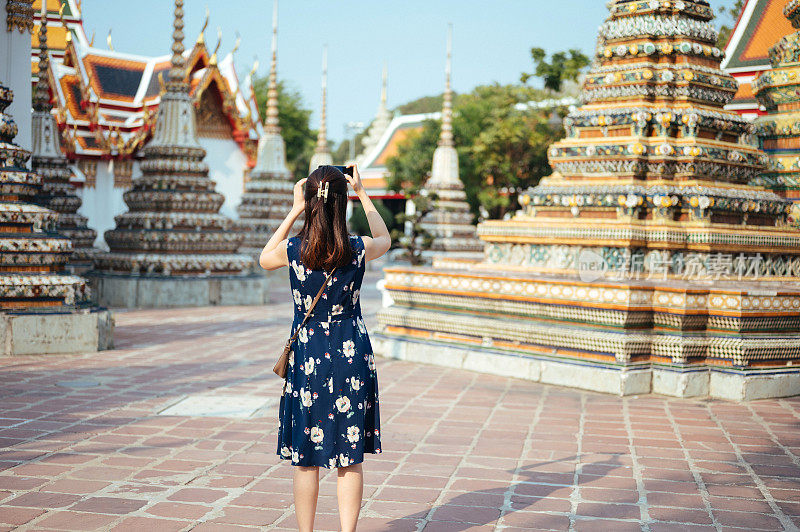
[316,181,330,202]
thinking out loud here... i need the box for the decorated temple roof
[358,112,440,198]
[722,0,795,114]
[30,0,261,162]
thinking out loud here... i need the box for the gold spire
[33,0,51,112]
[265,0,280,133]
[315,45,329,152]
[106,28,113,51]
[439,23,454,148]
[169,0,186,84]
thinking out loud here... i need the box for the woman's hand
[291,178,307,213]
[345,164,364,195]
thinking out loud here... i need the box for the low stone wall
[0,308,114,355]
[89,273,270,309]
[373,333,800,401]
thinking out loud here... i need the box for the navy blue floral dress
[277,235,381,468]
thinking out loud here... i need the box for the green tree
[252,77,316,180]
[715,0,745,48]
[349,198,395,235]
[386,83,557,221]
[396,95,444,115]
[520,48,590,93]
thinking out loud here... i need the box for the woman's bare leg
[294,465,320,532]
[337,462,364,532]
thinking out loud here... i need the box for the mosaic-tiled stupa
[236,0,294,263]
[376,0,800,400]
[92,0,265,308]
[0,82,111,353]
[753,0,800,226]
[420,27,482,262]
[30,8,97,273]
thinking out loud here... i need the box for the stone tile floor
[0,271,798,531]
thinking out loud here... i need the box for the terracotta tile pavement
[0,272,798,531]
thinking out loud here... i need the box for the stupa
[376,0,800,400]
[92,0,265,308]
[237,0,294,264]
[30,4,97,273]
[0,82,111,354]
[308,47,333,173]
[359,65,392,160]
[419,26,483,262]
[752,0,800,227]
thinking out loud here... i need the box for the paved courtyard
[0,271,799,531]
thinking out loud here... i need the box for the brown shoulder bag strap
[285,268,336,348]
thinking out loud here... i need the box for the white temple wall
[201,137,246,220]
[1,3,32,151]
[77,161,129,250]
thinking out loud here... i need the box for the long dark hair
[298,165,352,270]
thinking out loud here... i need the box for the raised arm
[259,178,307,271]
[346,164,391,262]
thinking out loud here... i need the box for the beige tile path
[0,272,798,531]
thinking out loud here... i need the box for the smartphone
[327,165,354,176]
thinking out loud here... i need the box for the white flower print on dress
[351,378,361,391]
[310,426,324,443]
[339,453,351,467]
[298,327,308,343]
[303,295,312,310]
[300,388,313,407]
[357,316,367,334]
[293,289,302,306]
[284,380,292,395]
[291,260,306,282]
[347,425,360,443]
[329,457,337,468]
[288,350,294,367]
[332,304,344,315]
[304,357,315,375]
[352,289,360,306]
[335,396,351,413]
[292,449,299,462]
[280,445,291,457]
[368,353,376,370]
[343,340,355,358]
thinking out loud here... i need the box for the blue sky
[79,1,732,143]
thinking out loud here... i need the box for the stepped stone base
[90,273,270,309]
[0,307,114,355]
[373,334,800,401]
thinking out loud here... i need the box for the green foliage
[396,95,444,115]
[349,199,395,236]
[521,48,590,93]
[386,83,563,221]
[252,77,316,180]
[385,121,440,194]
[715,0,745,48]
[390,192,436,266]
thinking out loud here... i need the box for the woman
[259,164,391,532]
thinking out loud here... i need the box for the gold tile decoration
[377,0,800,388]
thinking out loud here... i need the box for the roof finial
[316,45,329,151]
[197,6,209,44]
[231,32,241,56]
[169,0,186,83]
[106,28,114,51]
[33,0,51,112]
[210,27,222,65]
[59,4,71,43]
[439,23,454,147]
[265,0,280,133]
